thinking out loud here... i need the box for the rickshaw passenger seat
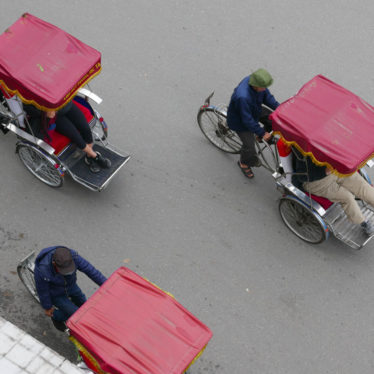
[72,98,94,123]
[46,130,71,155]
[276,138,333,210]
[308,194,333,210]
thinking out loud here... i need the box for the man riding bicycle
[34,246,107,327]
[227,68,280,178]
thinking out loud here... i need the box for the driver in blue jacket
[34,246,107,325]
[227,68,280,178]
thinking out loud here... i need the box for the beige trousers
[303,173,374,224]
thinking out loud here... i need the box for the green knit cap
[249,68,273,88]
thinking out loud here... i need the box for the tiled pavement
[0,316,86,374]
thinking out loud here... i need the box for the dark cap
[53,247,76,275]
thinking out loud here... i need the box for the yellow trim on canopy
[0,63,101,112]
[69,279,207,374]
[273,130,374,177]
[69,336,109,374]
[70,335,206,374]
[184,344,207,372]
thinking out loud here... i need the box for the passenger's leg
[56,113,104,173]
[304,174,365,224]
[65,103,93,145]
[65,103,111,169]
[338,173,374,207]
[55,115,88,151]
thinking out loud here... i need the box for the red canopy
[270,75,374,175]
[66,267,213,374]
[0,13,101,110]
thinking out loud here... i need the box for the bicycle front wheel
[17,259,39,303]
[18,144,63,188]
[197,107,242,153]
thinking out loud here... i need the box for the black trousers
[236,111,272,167]
[55,102,93,149]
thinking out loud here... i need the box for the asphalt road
[1,1,374,373]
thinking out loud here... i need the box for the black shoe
[84,155,101,173]
[94,152,111,168]
[51,318,67,332]
[361,221,374,236]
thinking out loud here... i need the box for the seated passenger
[292,148,374,236]
[23,100,111,173]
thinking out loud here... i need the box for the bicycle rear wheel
[197,107,242,153]
[17,253,39,302]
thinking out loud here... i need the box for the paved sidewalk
[0,316,86,374]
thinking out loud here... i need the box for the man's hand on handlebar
[262,132,272,142]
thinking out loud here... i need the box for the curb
[0,316,86,374]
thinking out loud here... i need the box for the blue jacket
[227,75,279,136]
[34,246,107,310]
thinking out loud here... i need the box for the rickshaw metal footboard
[277,177,374,249]
[323,202,374,250]
[62,143,130,192]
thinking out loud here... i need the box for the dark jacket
[227,75,279,136]
[291,148,327,190]
[34,246,107,310]
[23,104,45,139]
[24,101,73,140]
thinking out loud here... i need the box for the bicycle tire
[279,196,327,244]
[18,144,63,188]
[17,261,40,303]
[197,107,242,153]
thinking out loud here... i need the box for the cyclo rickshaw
[17,251,212,373]
[197,75,374,250]
[0,13,130,191]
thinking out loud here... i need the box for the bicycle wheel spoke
[198,108,242,153]
[279,198,325,244]
[18,262,39,302]
[39,165,61,184]
[18,146,63,187]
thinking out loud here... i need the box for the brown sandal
[237,161,254,179]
